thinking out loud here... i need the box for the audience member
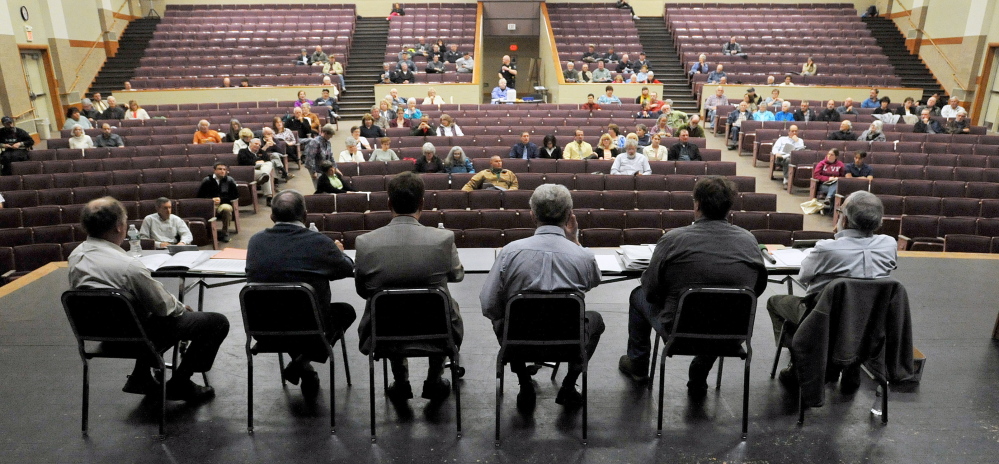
[443,146,475,173]
[844,151,873,179]
[635,52,651,72]
[368,137,399,162]
[582,93,601,111]
[704,86,728,129]
[645,70,661,84]
[581,44,601,63]
[615,54,634,74]
[423,88,445,105]
[689,54,710,76]
[722,37,747,57]
[828,120,855,141]
[900,97,918,121]
[745,88,762,106]
[463,155,518,191]
[0,115,32,174]
[752,104,775,122]
[193,120,222,144]
[873,97,894,115]
[765,75,776,86]
[726,102,753,150]
[861,89,880,108]
[643,133,668,161]
[425,55,446,74]
[917,96,941,116]
[598,86,622,105]
[593,134,619,160]
[764,89,783,109]
[539,134,563,159]
[396,52,416,72]
[402,98,422,120]
[295,48,311,65]
[63,107,93,130]
[611,139,652,175]
[793,101,817,122]
[677,115,704,138]
[779,75,795,86]
[615,0,639,19]
[311,45,329,65]
[95,123,125,147]
[498,55,518,89]
[941,96,965,118]
[90,92,109,113]
[607,124,626,148]
[388,2,405,17]
[836,98,857,115]
[491,79,513,103]
[774,102,794,121]
[913,109,944,134]
[231,127,252,154]
[355,172,463,402]
[443,44,461,63]
[323,55,346,91]
[314,88,340,119]
[634,124,652,147]
[237,137,277,205]
[947,110,971,134]
[359,114,386,139]
[436,114,463,137]
[801,57,817,76]
[666,129,701,161]
[456,51,474,73]
[661,104,689,130]
[563,130,594,160]
[578,63,593,83]
[337,138,366,164]
[767,191,896,391]
[302,124,336,178]
[858,121,886,142]
[314,160,354,194]
[69,197,228,401]
[220,77,234,88]
[414,142,446,173]
[813,148,845,200]
[706,64,726,84]
[817,100,842,122]
[480,183,603,409]
[411,115,436,137]
[80,99,101,123]
[603,46,621,63]
[508,131,540,159]
[392,63,415,84]
[240,78,251,87]
[390,111,411,129]
[635,87,652,106]
[261,127,291,180]
[197,162,239,242]
[139,197,193,248]
[772,125,806,185]
[246,190,355,398]
[592,61,612,83]
[299,102,322,135]
[68,125,95,149]
[618,177,766,397]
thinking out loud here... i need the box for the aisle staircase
[340,18,390,119]
[862,15,947,103]
[86,18,160,98]
[636,17,698,114]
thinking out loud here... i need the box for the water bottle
[308,222,319,232]
[437,223,445,229]
[127,224,142,257]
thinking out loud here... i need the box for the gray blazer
[354,215,464,354]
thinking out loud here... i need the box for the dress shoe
[165,378,215,402]
[421,377,451,401]
[386,381,413,402]
[122,373,160,395]
[778,365,799,390]
[300,371,320,398]
[259,173,270,184]
[839,365,862,395]
[618,355,650,382]
[218,234,230,243]
[266,196,272,207]
[516,382,536,411]
[555,385,583,408]
[281,363,303,386]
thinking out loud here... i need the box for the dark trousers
[766,294,809,348]
[493,311,605,387]
[139,311,230,378]
[728,125,742,145]
[1,149,29,175]
[254,302,356,364]
[626,286,718,386]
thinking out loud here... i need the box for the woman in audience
[294,90,311,107]
[873,97,894,115]
[434,38,447,53]
[369,137,400,162]
[592,133,619,160]
[643,133,668,161]
[232,128,253,154]
[63,107,92,130]
[359,114,385,139]
[403,98,422,120]
[414,142,446,173]
[801,57,817,76]
[900,97,918,123]
[612,74,626,83]
[314,160,354,194]
[390,110,411,128]
[350,126,372,151]
[125,100,150,120]
[68,124,94,149]
[654,115,672,137]
[634,87,651,105]
[224,118,243,143]
[742,93,758,112]
[436,114,464,136]
[607,124,625,148]
[272,117,299,161]
[388,3,405,19]
[813,148,845,201]
[858,120,886,142]
[540,134,562,159]
[337,138,366,163]
[378,99,396,123]
[300,102,322,135]
[443,146,474,173]
[423,88,445,105]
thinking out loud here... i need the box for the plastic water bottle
[127,224,142,257]
[308,222,319,232]
[437,223,445,229]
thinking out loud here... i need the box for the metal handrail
[889,0,967,92]
[68,0,132,93]
[11,108,35,119]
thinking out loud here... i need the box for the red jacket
[813,160,845,182]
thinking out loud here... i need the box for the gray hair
[623,139,639,150]
[422,142,436,154]
[154,197,171,208]
[841,120,853,129]
[270,190,306,223]
[842,191,883,234]
[529,184,574,227]
[443,146,465,167]
[321,124,336,136]
[345,138,357,147]
[870,120,883,132]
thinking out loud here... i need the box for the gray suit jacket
[354,215,464,354]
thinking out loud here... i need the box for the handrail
[541,2,566,86]
[11,108,35,119]
[68,0,133,94]
[889,0,967,92]
[474,1,483,86]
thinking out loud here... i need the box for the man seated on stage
[563,129,594,160]
[196,162,239,242]
[139,197,193,248]
[246,190,357,398]
[772,125,806,186]
[355,172,464,402]
[462,155,519,191]
[767,191,896,391]
[508,131,539,159]
[95,123,126,148]
[480,183,603,409]
[618,177,767,398]
[69,197,229,401]
[237,138,275,206]
[611,139,652,175]
[666,129,701,161]
[192,120,222,144]
[491,78,513,103]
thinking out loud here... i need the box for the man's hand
[564,213,580,245]
[333,240,345,252]
[185,305,194,312]
[158,241,170,249]
[212,197,221,206]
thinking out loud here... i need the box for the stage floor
[1,254,998,463]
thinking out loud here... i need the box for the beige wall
[157,0,470,18]
[376,84,482,106]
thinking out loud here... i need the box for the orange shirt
[193,130,222,144]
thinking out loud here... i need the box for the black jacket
[237,148,266,166]
[197,175,239,205]
[817,109,841,122]
[315,173,355,194]
[667,142,702,161]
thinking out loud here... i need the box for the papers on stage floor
[770,248,811,267]
[620,245,653,270]
[595,254,623,273]
[139,250,214,271]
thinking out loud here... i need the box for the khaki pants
[766,294,809,348]
[254,161,274,196]
[215,203,233,235]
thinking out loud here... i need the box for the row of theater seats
[303,189,775,214]
[1,164,249,192]
[341,157,734,176]
[692,74,901,88]
[896,215,999,251]
[11,154,236,176]
[371,134,708,149]
[681,52,887,69]
[548,4,642,66]
[382,5,476,83]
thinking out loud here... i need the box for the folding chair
[61,288,181,439]
[367,288,462,442]
[649,287,757,439]
[239,283,351,434]
[495,293,588,445]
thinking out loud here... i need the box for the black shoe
[686,381,708,400]
[281,362,303,386]
[727,145,737,150]
[516,382,536,411]
[555,385,583,408]
[421,377,451,401]
[122,373,160,395]
[165,378,215,402]
[618,355,650,383]
[300,371,320,398]
[840,365,862,395]
[778,365,799,390]
[218,234,230,243]
[266,196,272,207]
[386,381,413,402]
[259,173,270,184]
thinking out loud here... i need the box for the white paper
[771,248,811,267]
[189,258,247,274]
[141,250,215,271]
[595,255,623,273]
[138,254,172,271]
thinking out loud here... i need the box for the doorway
[18,48,60,136]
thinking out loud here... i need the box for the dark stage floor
[2,255,999,463]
